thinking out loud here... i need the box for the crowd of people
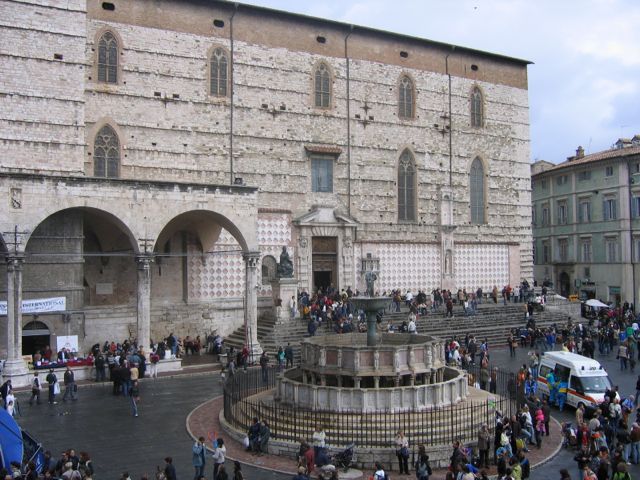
[0,448,94,480]
[4,285,640,480]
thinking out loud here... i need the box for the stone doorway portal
[312,237,337,292]
[559,271,570,298]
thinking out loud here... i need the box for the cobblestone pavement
[11,330,640,480]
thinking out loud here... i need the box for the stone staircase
[411,303,570,347]
[222,301,574,365]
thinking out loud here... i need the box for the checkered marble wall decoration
[455,244,509,291]
[257,215,291,246]
[357,243,441,293]
[188,215,293,299]
[187,230,244,299]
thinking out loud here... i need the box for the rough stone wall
[78,0,531,285]
[0,0,532,346]
[0,0,87,174]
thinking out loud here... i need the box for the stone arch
[24,206,138,255]
[24,207,140,308]
[22,319,51,357]
[153,209,250,254]
[261,255,277,283]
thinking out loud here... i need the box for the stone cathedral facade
[0,0,532,368]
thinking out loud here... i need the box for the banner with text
[0,296,66,315]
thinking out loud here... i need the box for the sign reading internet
[0,296,66,315]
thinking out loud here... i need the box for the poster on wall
[56,335,79,353]
[0,296,66,315]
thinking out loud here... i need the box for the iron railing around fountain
[223,366,518,450]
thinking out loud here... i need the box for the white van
[536,351,612,410]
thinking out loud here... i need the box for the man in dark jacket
[46,369,58,404]
[63,366,77,401]
[95,354,106,382]
[164,457,176,480]
[449,440,466,472]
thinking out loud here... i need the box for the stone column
[243,251,262,361]
[136,255,154,355]
[4,254,27,375]
[354,377,361,388]
[374,376,380,389]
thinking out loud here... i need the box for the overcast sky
[242,0,640,164]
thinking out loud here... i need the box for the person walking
[285,344,294,369]
[62,366,77,402]
[260,352,269,383]
[211,438,226,480]
[129,380,140,417]
[191,437,206,480]
[394,430,410,475]
[29,372,42,406]
[618,342,629,371]
[46,368,58,404]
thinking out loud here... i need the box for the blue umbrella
[0,407,23,469]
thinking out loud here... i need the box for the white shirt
[408,320,417,333]
[522,411,533,427]
[212,444,226,464]
[312,430,326,448]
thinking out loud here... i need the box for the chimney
[576,146,584,159]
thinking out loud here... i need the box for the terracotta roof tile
[304,144,343,155]
[536,145,640,175]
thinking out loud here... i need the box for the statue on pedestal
[364,271,377,297]
[276,246,294,278]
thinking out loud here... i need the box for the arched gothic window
[97,31,119,84]
[398,150,416,222]
[398,75,414,119]
[314,62,331,108]
[470,157,485,224]
[94,125,120,178]
[210,48,228,97]
[471,87,483,127]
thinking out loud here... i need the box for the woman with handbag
[395,429,410,475]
